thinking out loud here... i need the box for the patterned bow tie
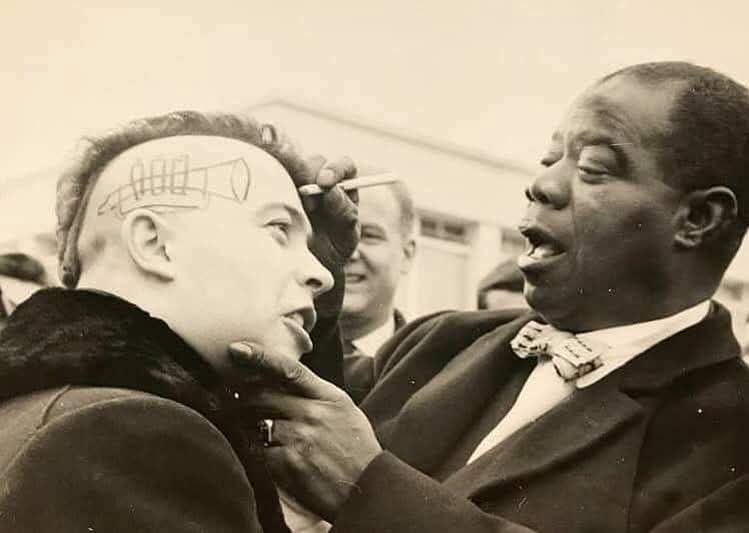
[510,321,609,381]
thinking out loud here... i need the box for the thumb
[228,341,339,400]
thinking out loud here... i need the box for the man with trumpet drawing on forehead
[0,110,359,532]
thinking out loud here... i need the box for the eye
[360,226,386,243]
[267,220,292,244]
[577,164,606,176]
[576,164,609,184]
[576,146,619,181]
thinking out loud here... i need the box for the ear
[400,237,416,275]
[674,186,739,249]
[121,209,176,281]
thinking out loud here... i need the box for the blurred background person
[476,257,527,310]
[341,173,416,403]
[0,252,49,330]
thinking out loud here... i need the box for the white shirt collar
[352,314,397,358]
[574,300,711,388]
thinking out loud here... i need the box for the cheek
[358,242,388,266]
[573,195,672,283]
[573,186,665,244]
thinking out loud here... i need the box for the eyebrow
[578,130,632,169]
[255,202,313,237]
[547,128,632,173]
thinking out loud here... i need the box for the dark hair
[56,111,310,288]
[602,62,749,242]
[477,258,524,309]
[0,254,46,284]
[389,180,416,240]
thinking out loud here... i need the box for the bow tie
[510,321,609,382]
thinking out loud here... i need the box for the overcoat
[0,288,331,532]
[334,304,749,532]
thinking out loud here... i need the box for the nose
[300,249,335,297]
[348,244,362,262]
[527,164,570,210]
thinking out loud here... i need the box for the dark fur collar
[0,287,289,532]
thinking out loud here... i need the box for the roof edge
[250,97,536,176]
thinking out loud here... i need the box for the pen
[298,173,398,196]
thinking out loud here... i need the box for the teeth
[529,244,559,259]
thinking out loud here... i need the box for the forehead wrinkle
[587,91,673,150]
[568,100,635,144]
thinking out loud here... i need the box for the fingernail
[229,341,255,356]
[319,169,335,182]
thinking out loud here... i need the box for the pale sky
[3,0,749,183]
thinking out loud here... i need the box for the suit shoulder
[375,307,532,378]
[38,386,232,451]
[40,385,206,425]
[401,307,532,341]
[0,387,261,531]
[430,307,532,328]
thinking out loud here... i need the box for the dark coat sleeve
[649,475,749,532]
[334,452,749,533]
[332,452,533,533]
[0,389,263,532]
[333,311,537,533]
[338,309,749,532]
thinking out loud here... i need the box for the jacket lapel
[444,301,740,501]
[386,314,534,473]
[616,301,740,393]
[444,378,645,499]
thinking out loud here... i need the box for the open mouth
[518,225,566,268]
[345,273,366,284]
[283,307,317,333]
[282,309,315,353]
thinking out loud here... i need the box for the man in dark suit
[236,61,749,532]
[340,176,415,403]
[0,111,358,532]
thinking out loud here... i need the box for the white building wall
[249,101,533,318]
[1,101,749,342]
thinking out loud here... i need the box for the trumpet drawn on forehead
[97,155,252,217]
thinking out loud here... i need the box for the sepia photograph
[1,1,748,530]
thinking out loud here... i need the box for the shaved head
[55,112,334,367]
[56,110,311,288]
[77,136,307,276]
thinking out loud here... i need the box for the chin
[524,284,573,325]
[342,294,370,312]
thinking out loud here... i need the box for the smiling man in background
[238,62,749,532]
[340,175,415,403]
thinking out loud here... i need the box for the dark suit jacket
[343,308,407,404]
[333,304,749,532]
[0,386,263,532]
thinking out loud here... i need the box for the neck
[553,290,714,334]
[341,306,392,341]
[78,269,176,334]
